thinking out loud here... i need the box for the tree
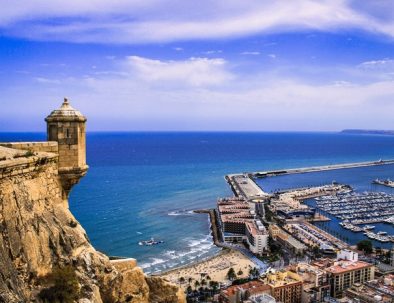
[194,280,200,289]
[188,277,193,285]
[357,240,373,254]
[226,267,237,281]
[209,280,219,292]
[39,266,79,303]
[186,285,192,294]
[179,276,185,284]
[237,269,243,276]
[249,267,259,278]
[201,279,207,287]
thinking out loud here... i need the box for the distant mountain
[341,129,394,135]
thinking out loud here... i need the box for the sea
[2,132,394,273]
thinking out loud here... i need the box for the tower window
[66,128,70,138]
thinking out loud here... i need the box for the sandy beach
[157,249,256,289]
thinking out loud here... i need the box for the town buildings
[268,224,306,255]
[262,271,303,303]
[219,281,271,303]
[288,262,330,303]
[245,293,276,303]
[312,258,375,298]
[217,197,269,254]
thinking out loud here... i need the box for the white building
[337,249,358,262]
[246,221,269,255]
[247,293,276,303]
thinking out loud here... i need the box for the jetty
[252,159,394,178]
[226,159,394,201]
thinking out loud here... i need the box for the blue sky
[1,0,394,131]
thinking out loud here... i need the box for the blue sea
[2,132,394,272]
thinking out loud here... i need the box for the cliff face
[0,146,185,303]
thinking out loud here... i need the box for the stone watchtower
[45,98,88,195]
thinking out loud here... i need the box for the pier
[225,174,270,201]
[252,159,394,178]
[226,159,394,201]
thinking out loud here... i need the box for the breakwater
[227,159,394,200]
[252,159,394,178]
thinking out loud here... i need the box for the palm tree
[179,276,185,285]
[237,269,243,276]
[194,280,200,289]
[227,267,237,281]
[201,279,207,287]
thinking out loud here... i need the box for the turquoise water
[2,132,394,272]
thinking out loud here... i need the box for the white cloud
[241,51,260,55]
[203,50,223,55]
[268,54,277,59]
[125,56,233,87]
[23,55,394,130]
[1,0,394,43]
[358,59,394,70]
[34,77,61,84]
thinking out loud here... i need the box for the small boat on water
[138,238,164,246]
[363,225,375,230]
[377,231,388,235]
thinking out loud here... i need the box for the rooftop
[326,260,373,274]
[222,281,271,297]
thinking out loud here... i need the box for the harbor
[310,192,394,243]
[227,160,394,249]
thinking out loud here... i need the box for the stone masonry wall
[0,142,58,154]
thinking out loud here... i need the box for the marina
[251,161,394,248]
[314,192,394,227]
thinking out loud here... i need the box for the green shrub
[39,265,80,303]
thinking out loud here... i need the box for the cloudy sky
[1,0,394,131]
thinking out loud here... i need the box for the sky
[1,0,394,131]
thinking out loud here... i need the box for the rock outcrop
[0,145,185,303]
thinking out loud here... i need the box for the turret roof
[45,98,86,122]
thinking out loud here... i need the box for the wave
[168,209,195,216]
[140,234,218,274]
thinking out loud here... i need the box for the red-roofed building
[219,281,271,303]
[324,260,375,298]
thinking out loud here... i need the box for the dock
[252,159,394,178]
[226,159,394,201]
[226,159,394,180]
[225,174,271,201]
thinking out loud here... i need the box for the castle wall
[0,146,185,303]
[0,142,58,154]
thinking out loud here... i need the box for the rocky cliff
[0,146,185,303]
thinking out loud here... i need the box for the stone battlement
[0,147,58,179]
[0,98,88,197]
[0,141,59,154]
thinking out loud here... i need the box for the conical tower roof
[45,98,86,122]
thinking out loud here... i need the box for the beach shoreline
[156,249,256,290]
